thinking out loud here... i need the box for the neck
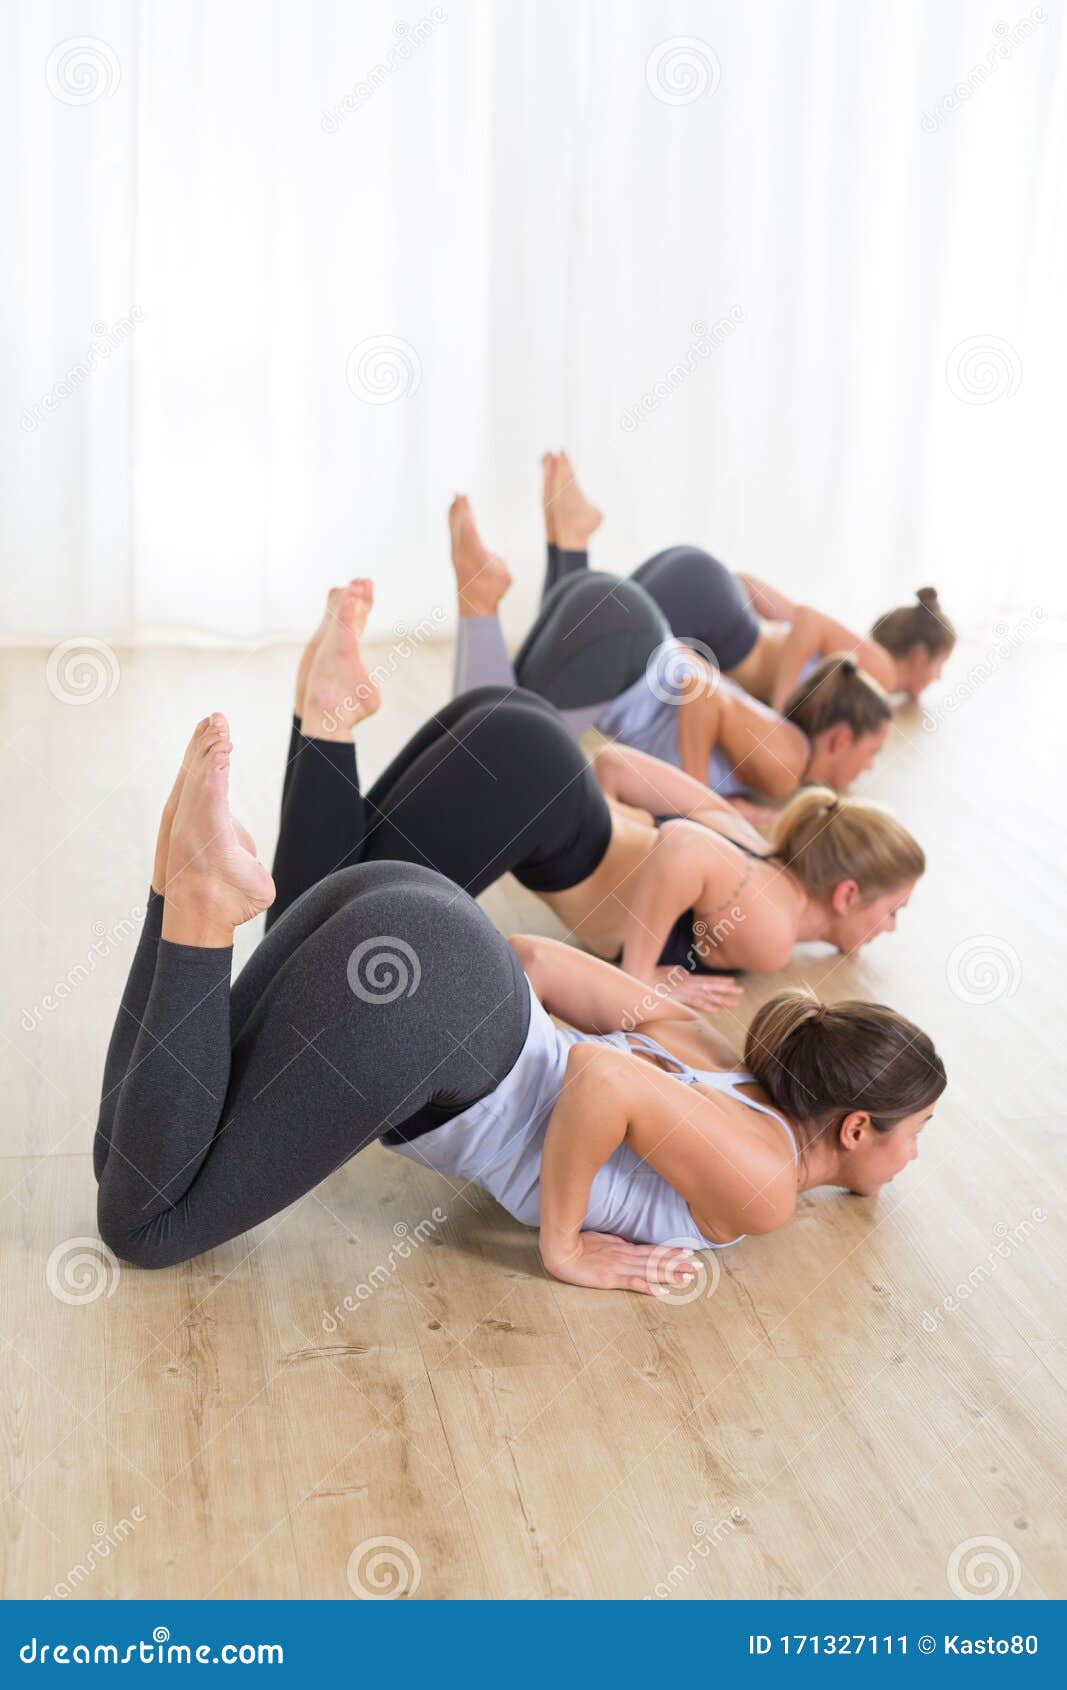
[793,1128,845,1193]
[795,891,835,945]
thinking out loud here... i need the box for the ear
[827,724,854,756]
[838,1110,870,1150]
[829,877,860,914]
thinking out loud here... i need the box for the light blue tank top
[593,640,812,798]
[384,981,798,1251]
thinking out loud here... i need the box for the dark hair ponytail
[871,589,956,658]
[783,655,891,742]
[744,988,946,1149]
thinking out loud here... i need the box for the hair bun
[916,587,939,609]
[837,655,857,676]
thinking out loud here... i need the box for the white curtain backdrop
[2,0,1064,646]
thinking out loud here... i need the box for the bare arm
[618,823,746,1011]
[509,934,699,1034]
[772,606,895,711]
[539,1044,794,1290]
[593,741,769,853]
[736,571,797,621]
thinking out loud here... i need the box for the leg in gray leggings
[453,572,669,730]
[94,860,530,1269]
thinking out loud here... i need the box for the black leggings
[94,857,532,1272]
[533,541,760,685]
[269,686,613,926]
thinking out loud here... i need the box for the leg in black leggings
[95,845,530,1269]
[631,546,760,671]
[541,543,590,600]
[267,687,613,916]
[512,573,670,711]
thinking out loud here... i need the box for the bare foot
[551,451,603,551]
[294,587,344,715]
[152,718,207,895]
[449,495,512,616]
[300,579,380,741]
[541,452,559,545]
[162,715,275,943]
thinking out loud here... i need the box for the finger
[627,1276,659,1295]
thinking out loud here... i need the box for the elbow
[508,933,546,989]
[592,741,625,794]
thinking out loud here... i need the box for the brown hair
[871,588,956,658]
[744,987,946,1149]
[784,655,891,743]
[770,786,925,899]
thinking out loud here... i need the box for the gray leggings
[453,572,669,732]
[454,542,760,716]
[94,862,530,1269]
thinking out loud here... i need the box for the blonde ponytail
[744,989,947,1143]
[771,787,925,899]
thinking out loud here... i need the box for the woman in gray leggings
[93,712,945,1289]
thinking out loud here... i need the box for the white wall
[2,0,1064,647]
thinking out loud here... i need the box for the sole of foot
[449,494,512,615]
[164,714,275,935]
[551,450,603,549]
[301,580,380,740]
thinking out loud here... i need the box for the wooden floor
[1,631,1064,1601]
